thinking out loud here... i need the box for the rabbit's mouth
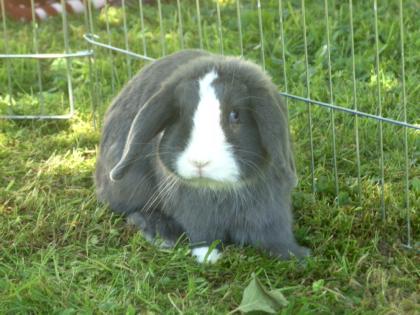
[181,177,238,190]
[156,156,230,187]
[177,163,242,186]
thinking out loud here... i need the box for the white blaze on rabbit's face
[176,70,240,183]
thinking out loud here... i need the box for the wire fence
[0,0,418,251]
[0,0,96,119]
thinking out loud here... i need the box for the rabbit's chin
[179,176,241,190]
[157,158,239,189]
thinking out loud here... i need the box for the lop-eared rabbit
[96,50,309,263]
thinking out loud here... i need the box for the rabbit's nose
[190,160,211,169]
[190,160,210,177]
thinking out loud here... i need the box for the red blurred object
[1,0,123,22]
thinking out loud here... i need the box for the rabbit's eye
[228,110,240,124]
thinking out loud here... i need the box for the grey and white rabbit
[95,50,309,263]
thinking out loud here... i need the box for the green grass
[0,0,419,313]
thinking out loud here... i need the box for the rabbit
[95,49,310,263]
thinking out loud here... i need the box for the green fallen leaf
[236,273,288,314]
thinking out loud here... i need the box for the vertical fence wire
[301,0,316,193]
[84,0,94,33]
[324,0,339,201]
[138,0,148,56]
[157,0,166,56]
[256,0,265,71]
[195,0,203,49]
[216,1,224,55]
[104,0,116,94]
[60,0,74,117]
[373,0,386,220]
[0,0,13,112]
[122,0,132,77]
[236,0,244,56]
[176,0,184,49]
[85,0,98,127]
[30,0,45,114]
[278,0,288,116]
[349,0,362,203]
[398,0,411,248]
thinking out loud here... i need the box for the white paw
[192,246,221,263]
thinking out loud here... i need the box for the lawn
[0,0,419,314]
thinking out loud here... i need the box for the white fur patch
[92,0,106,9]
[176,71,240,183]
[50,3,63,14]
[67,0,85,13]
[192,246,221,263]
[35,8,48,20]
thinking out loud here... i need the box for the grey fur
[96,50,309,259]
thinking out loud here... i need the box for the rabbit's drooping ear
[110,86,175,181]
[252,89,297,184]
